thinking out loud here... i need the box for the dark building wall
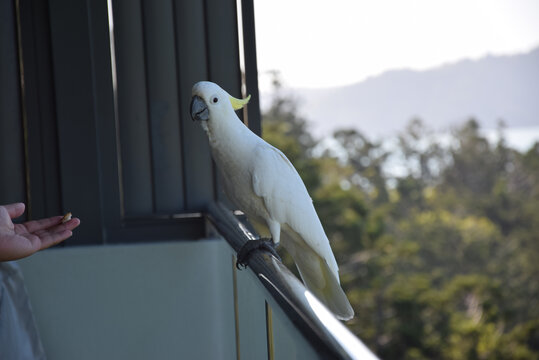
[0,0,260,244]
[0,0,27,210]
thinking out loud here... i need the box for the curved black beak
[190,95,209,121]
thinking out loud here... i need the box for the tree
[260,79,539,358]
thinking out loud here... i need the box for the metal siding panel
[31,0,62,219]
[0,0,27,209]
[174,0,215,210]
[112,0,154,215]
[205,0,242,91]
[205,0,243,204]
[241,0,262,136]
[142,0,185,213]
[48,0,104,244]
[18,0,62,219]
[86,0,122,243]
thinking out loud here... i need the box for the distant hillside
[292,47,539,138]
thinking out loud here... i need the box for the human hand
[0,203,80,261]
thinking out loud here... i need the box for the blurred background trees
[261,78,539,359]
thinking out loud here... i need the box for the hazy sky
[254,0,539,89]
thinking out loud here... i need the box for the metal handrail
[207,202,379,360]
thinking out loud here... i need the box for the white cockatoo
[190,81,354,320]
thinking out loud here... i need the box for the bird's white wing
[251,144,339,277]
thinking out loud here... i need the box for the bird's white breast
[208,126,270,221]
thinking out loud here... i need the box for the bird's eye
[212,97,219,104]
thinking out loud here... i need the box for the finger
[62,217,81,231]
[21,216,64,233]
[4,203,25,219]
[31,217,81,236]
[38,229,73,250]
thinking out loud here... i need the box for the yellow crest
[229,94,251,110]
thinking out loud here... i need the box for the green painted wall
[18,238,325,360]
[18,240,236,360]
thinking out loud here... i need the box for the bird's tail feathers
[292,244,354,321]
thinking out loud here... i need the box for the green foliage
[261,77,539,359]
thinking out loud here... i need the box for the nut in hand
[61,212,72,224]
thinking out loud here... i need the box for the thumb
[3,203,26,219]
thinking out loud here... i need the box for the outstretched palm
[0,203,80,261]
